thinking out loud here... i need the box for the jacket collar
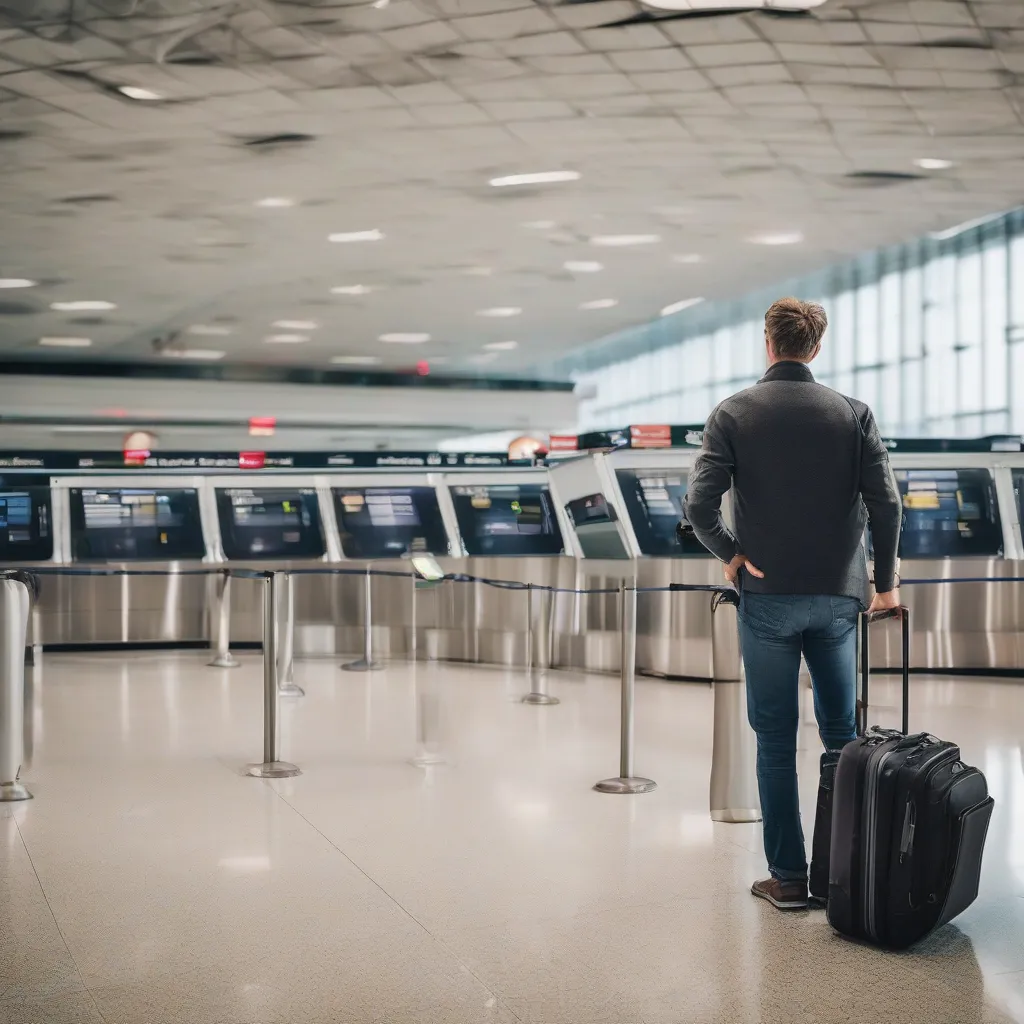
[759,360,816,384]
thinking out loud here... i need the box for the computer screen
[70,487,205,561]
[216,488,325,560]
[450,484,563,556]
[333,486,449,558]
[0,488,53,562]
[892,468,1003,558]
[614,469,706,557]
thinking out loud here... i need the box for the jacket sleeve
[683,407,740,564]
[859,406,902,593]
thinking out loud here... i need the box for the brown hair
[764,297,827,361]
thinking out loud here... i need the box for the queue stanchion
[594,578,656,794]
[277,572,304,698]
[247,572,301,779]
[343,565,381,672]
[708,589,760,823]
[522,584,559,706]
[207,570,240,669]
[0,572,34,801]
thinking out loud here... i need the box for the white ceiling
[1,0,1024,379]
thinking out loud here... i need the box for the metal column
[709,590,760,823]
[343,566,381,672]
[246,573,301,779]
[0,576,32,801]
[277,573,304,697]
[594,579,656,794]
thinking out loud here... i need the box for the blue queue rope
[4,566,1024,594]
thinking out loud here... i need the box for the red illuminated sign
[630,424,671,449]
[548,435,578,452]
[239,451,266,469]
[249,416,276,437]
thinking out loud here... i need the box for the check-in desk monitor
[70,487,205,561]
[566,492,631,560]
[892,469,1003,558]
[216,488,324,560]
[450,484,563,556]
[1014,470,1024,538]
[615,469,705,556]
[0,487,53,561]
[333,486,449,558]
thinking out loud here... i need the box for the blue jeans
[738,592,861,882]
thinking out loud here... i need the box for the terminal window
[615,470,706,557]
[70,488,205,561]
[892,469,1003,558]
[333,487,449,558]
[0,488,53,561]
[216,488,325,560]
[450,484,563,556]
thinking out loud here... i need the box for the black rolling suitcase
[821,607,994,949]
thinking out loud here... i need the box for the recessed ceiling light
[38,336,92,348]
[580,299,618,310]
[265,334,309,344]
[188,324,232,336]
[331,354,381,365]
[564,261,603,273]
[590,234,661,248]
[255,197,295,208]
[0,278,36,289]
[328,229,384,243]
[484,340,518,351]
[748,231,803,246]
[489,171,580,188]
[914,158,954,171]
[660,297,704,317]
[162,348,225,360]
[463,266,494,277]
[523,220,557,230]
[477,307,522,318]
[118,85,162,101]
[331,284,376,296]
[273,319,318,331]
[672,253,704,264]
[50,300,117,311]
[379,332,431,344]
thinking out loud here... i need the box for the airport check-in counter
[37,476,215,645]
[871,451,1024,672]
[548,448,720,679]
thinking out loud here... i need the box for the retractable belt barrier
[4,567,1022,807]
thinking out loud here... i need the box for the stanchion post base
[278,683,305,697]
[0,781,33,802]
[407,751,447,767]
[208,653,241,669]
[521,692,560,705]
[246,761,301,779]
[710,808,761,823]
[342,659,381,672]
[593,777,657,794]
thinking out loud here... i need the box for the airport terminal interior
[3,0,1024,1022]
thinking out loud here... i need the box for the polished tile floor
[3,651,1024,1024]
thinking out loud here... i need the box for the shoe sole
[751,884,809,911]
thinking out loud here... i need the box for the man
[684,297,902,911]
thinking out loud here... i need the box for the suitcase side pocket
[936,797,994,931]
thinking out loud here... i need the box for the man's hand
[867,589,901,615]
[724,553,764,585]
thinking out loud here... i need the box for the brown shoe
[751,877,809,910]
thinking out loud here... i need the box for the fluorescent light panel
[379,333,430,344]
[328,229,384,243]
[660,297,704,317]
[39,336,92,348]
[51,300,117,311]
[0,278,36,289]
[590,234,660,248]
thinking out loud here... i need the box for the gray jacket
[683,361,902,601]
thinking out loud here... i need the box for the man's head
[764,297,827,365]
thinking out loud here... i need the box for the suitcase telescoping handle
[857,605,910,736]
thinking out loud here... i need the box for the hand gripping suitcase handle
[858,605,910,736]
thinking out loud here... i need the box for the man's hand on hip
[867,589,901,615]
[724,553,764,585]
